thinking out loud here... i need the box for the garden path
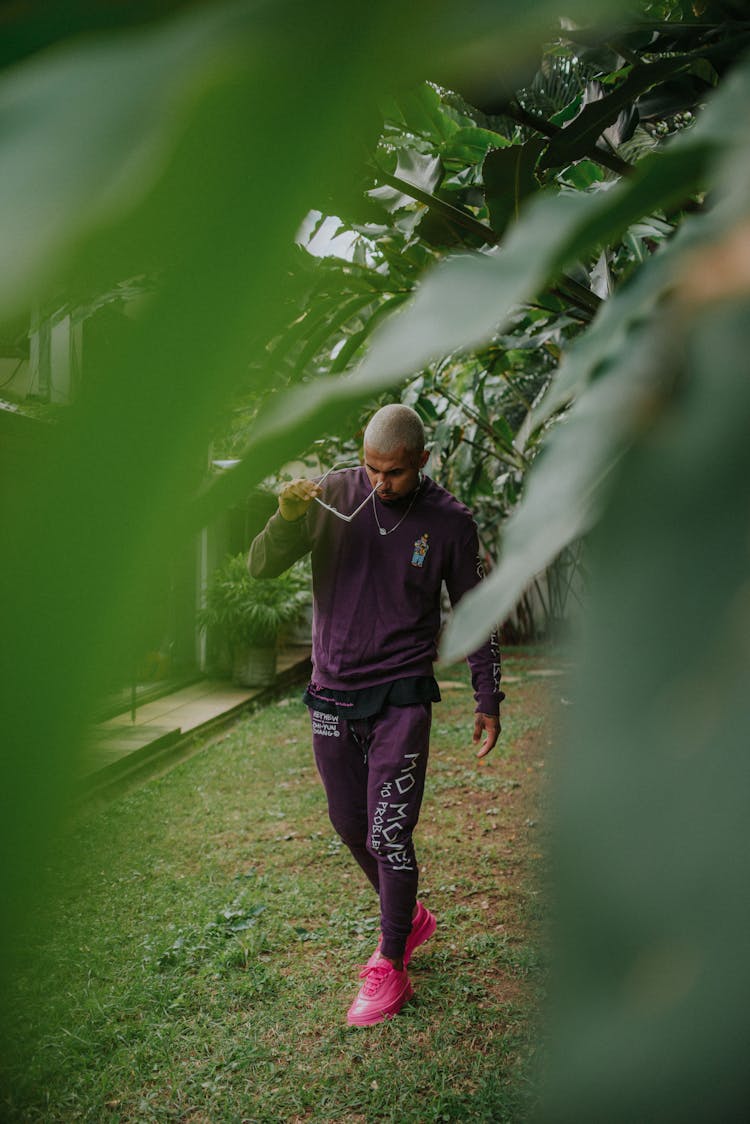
[82,644,312,794]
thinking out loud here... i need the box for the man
[248,403,502,1026]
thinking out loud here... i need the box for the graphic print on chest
[410,533,429,568]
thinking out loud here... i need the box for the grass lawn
[2,651,558,1123]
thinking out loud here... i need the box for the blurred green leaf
[0,2,252,315]
[330,293,411,373]
[532,49,750,427]
[527,216,698,429]
[293,293,381,376]
[541,296,750,1124]
[440,323,660,662]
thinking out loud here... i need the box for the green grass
[1,654,555,1123]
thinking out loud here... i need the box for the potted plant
[199,553,311,686]
[281,554,314,646]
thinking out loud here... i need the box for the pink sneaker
[362,901,437,972]
[347,960,413,1027]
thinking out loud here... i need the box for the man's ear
[418,448,429,469]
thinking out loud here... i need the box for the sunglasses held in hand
[313,461,381,522]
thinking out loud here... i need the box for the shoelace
[358,959,378,978]
[359,960,394,995]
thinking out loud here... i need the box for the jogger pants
[310,702,431,961]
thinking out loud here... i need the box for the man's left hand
[472,713,500,759]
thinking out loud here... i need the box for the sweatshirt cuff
[269,510,306,536]
[475,691,504,716]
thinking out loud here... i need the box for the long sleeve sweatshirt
[248,467,502,715]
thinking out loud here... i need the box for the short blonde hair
[363,404,425,455]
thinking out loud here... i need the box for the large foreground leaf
[439,51,750,659]
[0,2,258,314]
[529,52,750,429]
[440,322,659,661]
[526,214,701,429]
[541,296,750,1124]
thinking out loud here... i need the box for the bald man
[249,404,502,1025]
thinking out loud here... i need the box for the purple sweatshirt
[248,467,501,715]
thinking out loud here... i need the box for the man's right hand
[278,478,321,522]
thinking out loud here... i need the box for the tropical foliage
[199,553,310,650]
[3,1,750,1120]
[211,2,747,636]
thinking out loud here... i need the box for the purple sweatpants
[310,703,431,961]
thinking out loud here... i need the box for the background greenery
[2,1,750,1119]
[199,554,310,651]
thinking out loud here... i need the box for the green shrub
[198,554,310,650]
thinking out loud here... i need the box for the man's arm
[247,478,320,578]
[444,524,504,758]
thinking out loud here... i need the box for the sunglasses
[314,461,381,522]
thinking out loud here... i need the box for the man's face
[363,443,428,503]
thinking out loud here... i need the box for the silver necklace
[371,479,422,536]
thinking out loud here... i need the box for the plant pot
[282,603,313,646]
[232,645,277,687]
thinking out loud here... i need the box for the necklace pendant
[372,478,422,538]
